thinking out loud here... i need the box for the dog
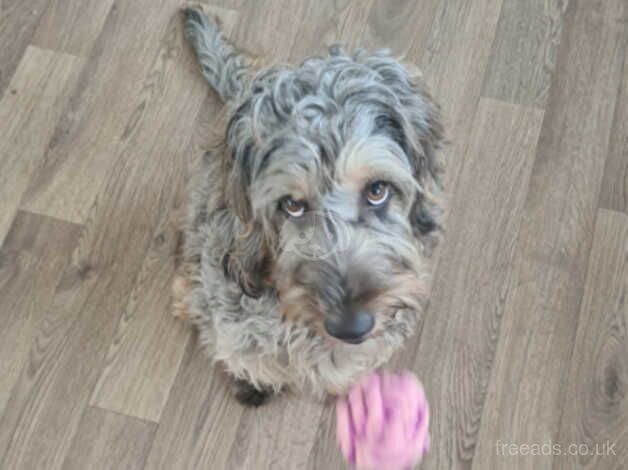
[174,6,445,406]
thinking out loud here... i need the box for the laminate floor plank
[142,340,246,470]
[0,46,85,244]
[600,51,628,215]
[0,211,81,417]
[19,0,192,224]
[482,0,569,107]
[0,4,207,468]
[88,4,239,425]
[0,1,626,469]
[553,209,628,470]
[0,0,49,98]
[472,1,628,469]
[88,202,191,423]
[61,406,157,470]
[361,0,441,56]
[225,396,324,470]
[31,0,115,56]
[411,0,505,189]
[287,0,375,60]
[228,0,308,64]
[412,99,544,470]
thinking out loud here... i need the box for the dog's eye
[280,197,307,217]
[366,181,390,206]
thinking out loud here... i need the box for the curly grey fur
[179,7,445,397]
[183,8,250,102]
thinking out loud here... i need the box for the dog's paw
[171,275,192,320]
[234,380,273,407]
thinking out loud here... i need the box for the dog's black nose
[324,310,375,344]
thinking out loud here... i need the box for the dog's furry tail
[182,7,249,102]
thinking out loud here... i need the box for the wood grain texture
[31,0,115,56]
[62,406,157,470]
[415,99,544,470]
[0,5,206,468]
[0,0,48,98]
[410,0,505,188]
[230,0,308,64]
[472,1,628,469]
[89,204,190,422]
[0,211,81,416]
[600,53,628,214]
[287,0,374,60]
[226,395,325,470]
[306,404,346,470]
[553,209,628,470]
[19,0,189,224]
[1,1,628,469]
[87,5,238,424]
[0,45,85,244]
[362,0,440,56]
[482,0,569,107]
[143,340,246,470]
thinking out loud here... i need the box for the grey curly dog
[174,6,445,406]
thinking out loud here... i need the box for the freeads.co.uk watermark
[495,440,616,457]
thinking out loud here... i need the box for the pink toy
[336,370,430,470]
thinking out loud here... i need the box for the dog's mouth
[324,333,370,346]
[341,336,366,345]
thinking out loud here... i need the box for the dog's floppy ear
[222,170,272,297]
[360,50,445,251]
[219,112,273,298]
[222,219,271,298]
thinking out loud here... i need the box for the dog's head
[221,47,444,344]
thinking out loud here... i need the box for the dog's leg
[172,275,192,320]
[172,256,198,320]
[182,6,250,102]
[233,379,273,407]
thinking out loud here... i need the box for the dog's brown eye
[280,197,307,217]
[366,181,390,206]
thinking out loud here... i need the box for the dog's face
[222,48,443,344]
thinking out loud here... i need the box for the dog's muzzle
[324,310,375,344]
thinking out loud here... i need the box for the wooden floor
[1,1,627,469]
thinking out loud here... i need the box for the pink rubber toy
[336,370,430,470]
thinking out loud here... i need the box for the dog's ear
[218,112,273,298]
[222,220,271,298]
[222,171,272,298]
[223,164,271,297]
[359,50,445,251]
